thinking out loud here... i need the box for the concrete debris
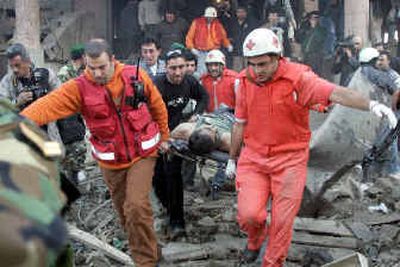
[66,156,400,266]
[68,224,134,266]
[321,252,369,267]
[368,203,389,214]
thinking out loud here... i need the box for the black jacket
[154,74,209,130]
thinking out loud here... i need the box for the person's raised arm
[330,85,397,127]
[20,80,81,125]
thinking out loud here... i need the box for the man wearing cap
[58,44,86,83]
[186,6,233,76]
[57,44,87,184]
[153,50,208,239]
[225,28,397,266]
[200,49,238,112]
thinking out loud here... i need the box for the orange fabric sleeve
[20,79,81,125]
[140,70,170,141]
[185,20,196,49]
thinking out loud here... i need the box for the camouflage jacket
[0,100,67,267]
[57,64,84,83]
[195,110,234,134]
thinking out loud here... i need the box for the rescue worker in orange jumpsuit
[200,49,239,112]
[186,6,233,76]
[21,39,169,267]
[225,28,398,267]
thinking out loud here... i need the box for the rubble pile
[67,162,400,267]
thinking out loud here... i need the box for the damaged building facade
[0,0,386,72]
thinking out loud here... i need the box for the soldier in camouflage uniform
[58,44,86,82]
[57,44,87,184]
[0,100,68,267]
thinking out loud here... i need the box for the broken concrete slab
[292,232,359,249]
[345,222,376,244]
[321,252,369,267]
[378,224,400,248]
[288,244,354,264]
[161,242,210,263]
[294,218,354,237]
[365,213,400,226]
[309,70,389,173]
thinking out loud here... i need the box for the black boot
[240,247,260,263]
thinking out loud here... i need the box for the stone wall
[43,11,96,62]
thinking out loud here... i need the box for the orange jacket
[235,59,334,156]
[201,68,238,112]
[185,17,231,51]
[21,61,169,170]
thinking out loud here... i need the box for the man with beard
[225,28,397,266]
[21,39,169,267]
[200,49,238,112]
[153,50,209,239]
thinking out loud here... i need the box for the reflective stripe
[91,145,115,161]
[235,117,247,123]
[292,91,298,102]
[141,133,161,150]
[234,78,240,95]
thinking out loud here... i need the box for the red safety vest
[201,69,238,112]
[76,66,161,164]
[239,60,311,155]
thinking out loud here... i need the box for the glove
[191,48,199,56]
[227,45,233,53]
[225,159,236,179]
[369,100,397,129]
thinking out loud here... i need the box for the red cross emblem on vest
[246,39,256,50]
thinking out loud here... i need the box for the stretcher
[168,139,231,199]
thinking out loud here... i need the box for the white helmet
[359,47,379,63]
[205,49,226,65]
[242,28,282,57]
[204,6,217,18]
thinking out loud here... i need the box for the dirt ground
[66,161,400,267]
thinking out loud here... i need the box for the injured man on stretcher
[168,108,235,197]
[170,108,234,154]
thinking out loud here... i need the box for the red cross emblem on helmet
[245,39,256,50]
[272,36,279,48]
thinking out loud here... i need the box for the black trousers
[153,155,184,227]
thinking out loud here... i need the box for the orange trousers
[101,158,159,267]
[236,147,309,267]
